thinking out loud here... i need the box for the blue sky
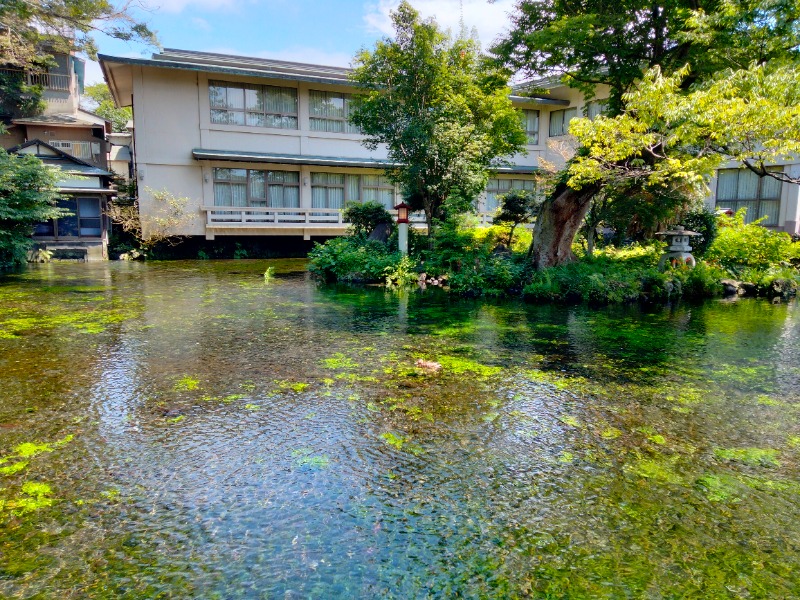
[86,0,517,85]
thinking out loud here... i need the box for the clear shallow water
[0,260,799,598]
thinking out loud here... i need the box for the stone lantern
[655,225,701,269]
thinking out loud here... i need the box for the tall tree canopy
[0,0,157,71]
[0,149,63,270]
[83,82,131,132]
[492,0,800,268]
[349,1,527,233]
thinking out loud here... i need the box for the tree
[492,0,800,269]
[106,187,193,252]
[568,63,800,189]
[82,83,132,132]
[0,149,64,270]
[494,188,540,246]
[349,1,527,235]
[0,0,156,71]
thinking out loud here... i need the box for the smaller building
[9,140,115,260]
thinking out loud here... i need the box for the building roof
[11,113,102,128]
[192,148,537,174]
[100,48,354,106]
[7,139,112,177]
[100,48,567,108]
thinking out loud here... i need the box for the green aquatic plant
[696,474,742,503]
[624,456,684,484]
[7,482,54,515]
[714,447,780,468]
[436,355,502,378]
[0,461,28,476]
[321,353,359,370]
[263,266,275,282]
[291,449,330,468]
[558,415,581,428]
[174,376,200,391]
[600,427,622,440]
[244,404,260,411]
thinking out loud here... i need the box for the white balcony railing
[0,68,71,92]
[201,206,498,228]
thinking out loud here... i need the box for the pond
[1,260,799,598]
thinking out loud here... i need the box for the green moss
[321,353,359,370]
[14,442,52,458]
[174,376,200,391]
[436,355,502,378]
[714,447,780,467]
[624,456,684,484]
[0,461,28,476]
[600,427,622,440]
[696,474,742,502]
[558,415,581,428]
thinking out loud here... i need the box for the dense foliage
[706,210,800,272]
[491,0,800,269]
[349,1,526,234]
[0,149,63,270]
[523,245,725,304]
[308,236,403,283]
[82,83,132,132]
[309,210,799,304]
[343,202,395,237]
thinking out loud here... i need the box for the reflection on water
[1,261,799,597]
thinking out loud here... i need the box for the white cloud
[363,0,517,50]
[149,0,237,14]
[191,17,212,31]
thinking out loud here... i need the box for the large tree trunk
[530,183,601,270]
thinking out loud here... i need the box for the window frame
[520,109,540,145]
[209,80,298,130]
[715,167,783,226]
[308,90,361,134]
[213,168,300,208]
[548,107,578,137]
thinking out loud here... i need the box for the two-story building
[99,48,799,246]
[1,51,116,260]
[99,48,612,243]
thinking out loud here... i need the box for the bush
[706,209,798,271]
[308,236,402,283]
[680,207,718,256]
[343,202,395,236]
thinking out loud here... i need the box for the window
[50,140,93,159]
[520,110,539,145]
[311,172,396,210]
[309,90,361,134]
[716,168,783,225]
[548,107,577,137]
[34,197,102,238]
[586,100,607,120]
[485,178,536,213]
[213,168,300,208]
[209,81,297,129]
[311,173,345,209]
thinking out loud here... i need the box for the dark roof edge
[509,95,570,107]
[99,54,353,87]
[192,148,537,174]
